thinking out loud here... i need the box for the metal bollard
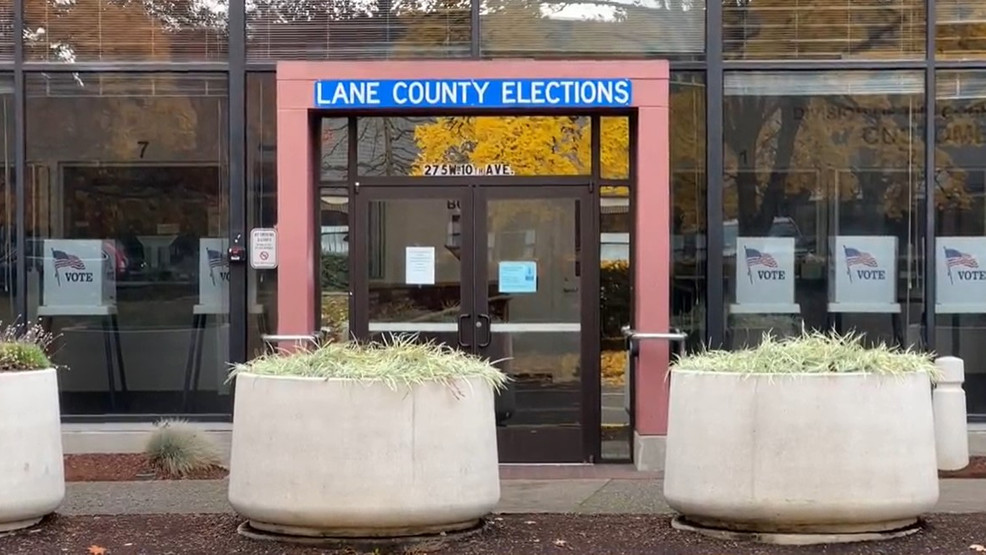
[933,356,970,472]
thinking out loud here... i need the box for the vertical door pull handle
[457,313,472,348]
[477,313,492,348]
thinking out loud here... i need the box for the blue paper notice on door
[499,261,537,293]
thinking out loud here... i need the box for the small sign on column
[250,228,278,270]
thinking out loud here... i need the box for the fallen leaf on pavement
[554,538,571,549]
[970,545,986,552]
[88,546,108,555]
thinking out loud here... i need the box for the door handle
[477,313,492,348]
[457,313,472,348]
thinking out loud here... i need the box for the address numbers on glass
[423,164,515,176]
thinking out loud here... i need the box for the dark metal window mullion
[588,114,603,463]
[706,0,725,348]
[923,0,937,351]
[228,0,247,370]
[470,0,480,58]
[13,0,25,326]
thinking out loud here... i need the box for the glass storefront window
[480,0,705,59]
[246,0,471,61]
[938,2,986,60]
[0,75,12,324]
[600,117,630,180]
[321,118,349,183]
[319,186,350,342]
[246,73,277,358]
[0,0,11,60]
[935,70,986,416]
[354,115,631,185]
[25,0,228,61]
[600,185,631,461]
[358,116,603,177]
[724,0,925,61]
[670,72,707,349]
[26,73,229,414]
[723,71,925,349]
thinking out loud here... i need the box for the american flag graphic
[52,250,85,270]
[845,247,878,268]
[207,249,226,269]
[745,247,778,268]
[945,247,978,269]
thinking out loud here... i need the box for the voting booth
[828,235,900,313]
[183,238,264,410]
[730,237,800,315]
[937,237,986,314]
[40,239,116,314]
[826,235,902,345]
[195,238,262,313]
[725,237,801,347]
[197,238,231,313]
[935,237,986,357]
[39,239,127,409]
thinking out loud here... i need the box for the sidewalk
[4,476,983,554]
[60,477,986,516]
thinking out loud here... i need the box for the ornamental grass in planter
[227,335,508,539]
[0,322,65,533]
[664,330,940,539]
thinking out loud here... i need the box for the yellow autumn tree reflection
[411,116,629,177]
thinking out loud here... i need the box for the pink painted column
[275,97,316,343]
[633,104,672,437]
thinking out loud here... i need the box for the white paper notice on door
[405,246,436,285]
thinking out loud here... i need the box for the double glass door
[349,185,597,463]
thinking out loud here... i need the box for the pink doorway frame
[274,60,673,450]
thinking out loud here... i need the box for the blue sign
[499,261,537,294]
[314,79,632,110]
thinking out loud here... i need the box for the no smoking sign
[250,228,278,270]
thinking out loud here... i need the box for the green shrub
[599,260,630,340]
[321,253,349,291]
[145,419,223,477]
[231,334,508,392]
[674,328,937,377]
[0,321,55,372]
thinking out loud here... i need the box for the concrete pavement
[59,478,986,517]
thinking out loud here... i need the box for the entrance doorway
[339,184,598,463]
[275,60,672,469]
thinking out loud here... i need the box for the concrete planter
[0,368,65,532]
[228,372,501,538]
[664,370,939,534]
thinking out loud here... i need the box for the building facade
[3,0,985,464]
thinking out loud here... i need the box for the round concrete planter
[0,368,65,533]
[227,372,501,538]
[664,369,939,535]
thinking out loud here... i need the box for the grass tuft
[229,334,509,393]
[145,418,223,477]
[0,320,56,372]
[674,328,938,379]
